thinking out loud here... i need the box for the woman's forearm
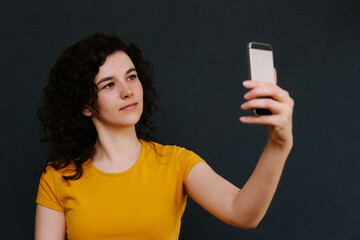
[231,140,292,228]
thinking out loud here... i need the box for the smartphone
[247,42,275,116]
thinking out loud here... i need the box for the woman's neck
[92,125,142,171]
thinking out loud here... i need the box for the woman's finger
[240,113,291,128]
[274,68,277,85]
[241,98,282,114]
[244,82,290,103]
[240,114,279,126]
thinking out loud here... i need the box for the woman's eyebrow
[126,67,136,74]
[96,76,113,86]
[96,68,136,86]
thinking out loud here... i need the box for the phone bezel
[247,42,274,116]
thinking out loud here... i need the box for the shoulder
[41,165,63,180]
[142,140,205,176]
[41,160,91,182]
[142,140,195,158]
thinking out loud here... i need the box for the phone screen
[247,42,275,115]
[248,42,275,84]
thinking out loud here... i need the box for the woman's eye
[128,74,137,81]
[102,82,114,89]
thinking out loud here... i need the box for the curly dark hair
[38,32,159,181]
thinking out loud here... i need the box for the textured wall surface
[0,0,359,239]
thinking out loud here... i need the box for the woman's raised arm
[185,76,294,228]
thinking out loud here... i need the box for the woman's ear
[82,106,93,117]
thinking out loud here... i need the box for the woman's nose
[120,83,134,99]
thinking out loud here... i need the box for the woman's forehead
[96,51,135,78]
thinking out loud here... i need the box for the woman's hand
[240,71,294,149]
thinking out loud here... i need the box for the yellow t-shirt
[36,140,204,240]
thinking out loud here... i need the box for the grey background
[0,0,359,239]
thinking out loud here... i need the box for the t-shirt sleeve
[175,147,205,181]
[36,167,64,212]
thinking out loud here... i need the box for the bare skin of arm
[35,204,66,240]
[185,75,294,228]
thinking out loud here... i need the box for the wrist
[267,137,293,153]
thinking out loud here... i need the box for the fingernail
[243,81,251,87]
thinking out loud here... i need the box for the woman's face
[84,51,143,130]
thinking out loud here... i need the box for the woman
[35,32,294,240]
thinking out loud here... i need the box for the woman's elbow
[228,217,261,229]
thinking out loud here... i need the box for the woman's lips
[120,103,137,111]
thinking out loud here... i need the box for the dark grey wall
[0,0,359,239]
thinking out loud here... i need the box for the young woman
[35,32,294,240]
